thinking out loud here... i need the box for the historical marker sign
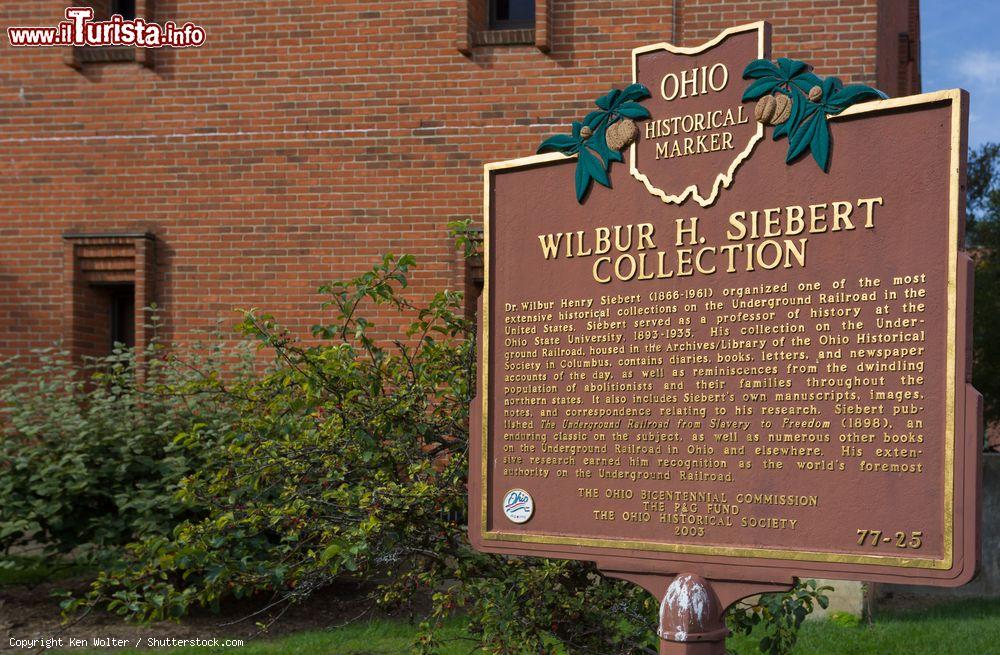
[470,21,979,601]
[631,23,767,206]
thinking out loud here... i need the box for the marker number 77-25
[856,529,923,549]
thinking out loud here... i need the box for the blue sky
[922,0,1000,147]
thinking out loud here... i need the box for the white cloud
[954,50,1000,87]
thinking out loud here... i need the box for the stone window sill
[457,1,550,54]
[65,45,154,69]
[471,29,536,47]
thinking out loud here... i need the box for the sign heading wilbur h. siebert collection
[469,21,980,649]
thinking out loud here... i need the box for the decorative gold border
[628,22,767,208]
[480,89,965,571]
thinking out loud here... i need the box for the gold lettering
[809,203,828,233]
[593,257,611,283]
[539,233,562,259]
[831,201,854,231]
[857,197,883,228]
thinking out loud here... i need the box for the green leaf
[742,78,779,101]
[574,158,593,203]
[786,110,821,163]
[537,134,580,155]
[583,110,607,129]
[586,129,623,166]
[820,75,844,102]
[744,57,820,97]
[620,83,651,101]
[788,72,823,95]
[595,88,622,110]
[777,57,809,79]
[320,542,342,563]
[579,147,610,189]
[616,102,650,119]
[826,83,886,112]
[742,58,780,79]
[810,113,831,170]
[772,120,789,140]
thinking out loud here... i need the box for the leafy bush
[65,255,480,623]
[47,254,821,654]
[727,579,832,655]
[968,142,1000,428]
[0,335,249,568]
[59,256,659,652]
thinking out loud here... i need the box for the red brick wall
[0,0,920,359]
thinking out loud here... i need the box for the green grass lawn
[47,619,477,655]
[46,598,1000,655]
[729,597,1000,654]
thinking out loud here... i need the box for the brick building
[0,1,920,362]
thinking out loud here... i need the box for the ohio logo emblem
[502,489,534,524]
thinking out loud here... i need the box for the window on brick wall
[65,0,154,68]
[111,0,137,20]
[63,233,155,366]
[108,284,136,350]
[459,0,550,52]
[489,0,534,30]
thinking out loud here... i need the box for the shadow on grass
[0,555,93,587]
[877,596,1000,622]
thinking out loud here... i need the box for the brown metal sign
[470,22,979,594]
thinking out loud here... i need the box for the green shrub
[56,256,658,651]
[727,579,832,655]
[53,254,820,654]
[61,255,473,622]
[0,335,250,569]
[968,142,1000,428]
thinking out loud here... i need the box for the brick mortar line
[0,123,565,144]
